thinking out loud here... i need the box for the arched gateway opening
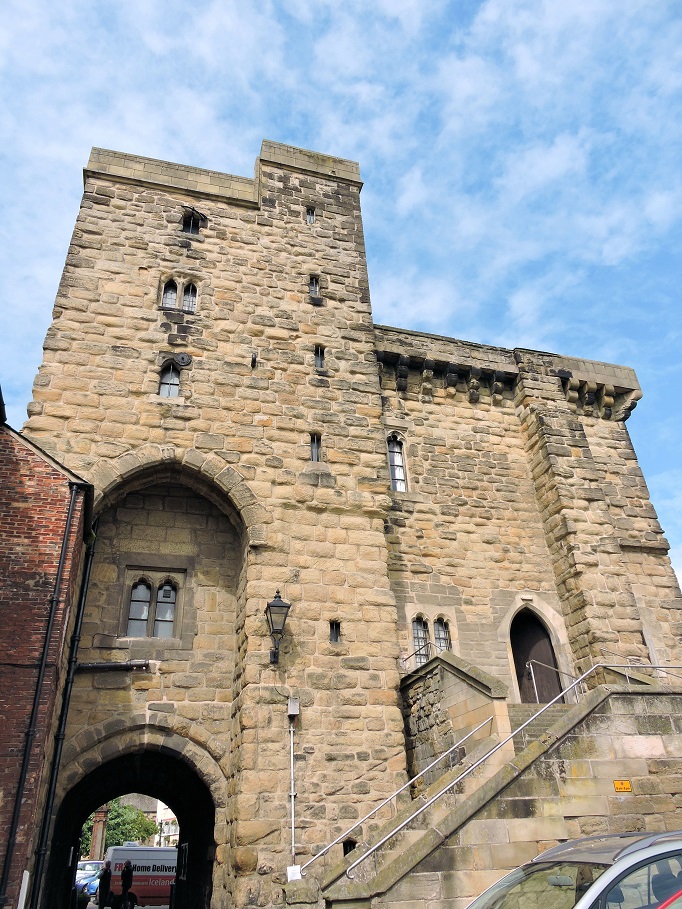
[44,750,215,909]
[510,609,563,703]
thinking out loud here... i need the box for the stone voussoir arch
[88,443,271,547]
[59,714,229,809]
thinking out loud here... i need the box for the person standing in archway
[98,860,112,907]
[121,860,133,909]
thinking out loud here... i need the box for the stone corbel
[468,366,481,404]
[578,381,598,417]
[421,358,435,400]
[396,354,410,392]
[614,388,643,422]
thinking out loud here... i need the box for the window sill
[150,394,191,406]
[389,489,427,504]
[93,633,192,656]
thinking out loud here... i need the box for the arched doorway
[510,609,563,703]
[44,750,216,909]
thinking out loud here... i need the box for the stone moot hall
[1,141,681,909]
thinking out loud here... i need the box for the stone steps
[507,703,576,748]
[311,698,594,908]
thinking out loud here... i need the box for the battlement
[259,140,362,184]
[84,140,361,206]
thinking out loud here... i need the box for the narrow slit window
[310,432,322,462]
[309,275,320,297]
[182,211,202,234]
[153,581,177,637]
[162,280,177,310]
[434,618,451,653]
[387,435,407,492]
[314,345,325,369]
[306,207,316,225]
[412,617,430,667]
[159,363,181,398]
[330,620,341,643]
[182,283,197,313]
[127,580,152,637]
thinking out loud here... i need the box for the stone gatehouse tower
[17,141,682,909]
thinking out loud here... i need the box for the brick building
[4,141,681,909]
[0,402,91,909]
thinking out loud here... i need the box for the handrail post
[528,662,539,703]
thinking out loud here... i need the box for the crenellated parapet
[374,326,642,421]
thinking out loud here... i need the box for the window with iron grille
[182,210,202,234]
[309,275,320,297]
[412,617,430,666]
[310,433,322,462]
[161,278,199,313]
[159,363,181,397]
[182,283,197,313]
[162,280,177,310]
[434,618,451,653]
[387,435,407,492]
[314,345,325,369]
[329,620,341,643]
[306,207,316,225]
[126,574,180,638]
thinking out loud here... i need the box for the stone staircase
[507,702,576,748]
[286,688,636,909]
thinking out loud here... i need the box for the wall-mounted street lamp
[265,590,291,664]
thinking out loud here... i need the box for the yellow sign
[614,780,632,793]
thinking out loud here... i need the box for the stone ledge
[85,147,259,206]
[260,140,361,185]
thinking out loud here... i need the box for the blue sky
[1,0,680,578]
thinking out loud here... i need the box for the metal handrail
[400,641,436,671]
[599,650,682,688]
[300,715,493,874]
[344,662,682,879]
[526,659,583,704]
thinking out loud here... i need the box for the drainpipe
[0,481,86,909]
[28,510,96,909]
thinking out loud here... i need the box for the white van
[104,845,177,907]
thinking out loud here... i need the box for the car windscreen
[467,861,609,909]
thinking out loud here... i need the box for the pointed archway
[44,750,215,909]
[510,609,563,703]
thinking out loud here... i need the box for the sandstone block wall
[375,690,682,909]
[375,329,681,693]
[25,142,407,908]
[17,139,682,909]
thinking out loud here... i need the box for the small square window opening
[314,345,325,369]
[182,210,204,234]
[329,620,341,643]
[310,433,322,462]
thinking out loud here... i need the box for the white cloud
[0,0,680,567]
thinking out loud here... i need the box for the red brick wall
[0,428,86,907]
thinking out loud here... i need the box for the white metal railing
[526,659,584,704]
[342,662,682,880]
[300,715,494,875]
